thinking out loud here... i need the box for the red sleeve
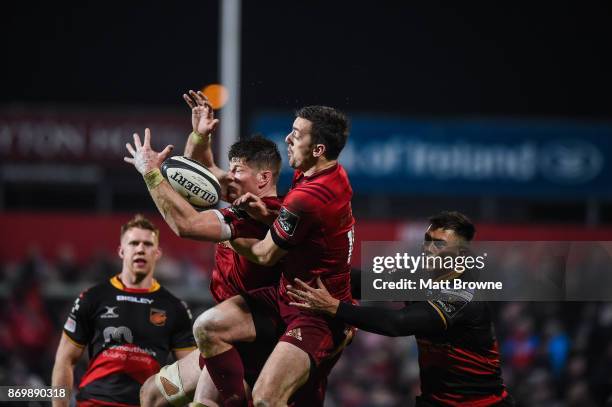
[220,207,269,240]
[270,190,317,250]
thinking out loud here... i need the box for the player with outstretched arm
[287,211,515,407]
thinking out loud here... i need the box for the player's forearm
[148,179,221,241]
[335,302,444,337]
[51,361,73,407]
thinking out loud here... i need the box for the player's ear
[155,247,163,260]
[118,245,124,259]
[312,143,326,158]
[257,170,272,187]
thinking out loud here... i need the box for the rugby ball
[160,156,221,210]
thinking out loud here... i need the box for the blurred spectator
[55,244,79,282]
[502,317,539,371]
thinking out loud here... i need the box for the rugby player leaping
[197,106,356,407]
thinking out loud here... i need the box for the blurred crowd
[1,252,611,406]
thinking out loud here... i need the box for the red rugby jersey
[270,164,355,302]
[210,196,283,303]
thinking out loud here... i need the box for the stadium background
[2,1,612,405]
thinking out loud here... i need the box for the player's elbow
[256,253,276,266]
[252,246,283,266]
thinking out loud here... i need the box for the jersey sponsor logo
[64,317,77,333]
[116,295,154,304]
[434,299,456,315]
[285,328,302,341]
[277,207,299,236]
[432,297,469,320]
[101,306,119,319]
[103,326,133,344]
[150,308,167,326]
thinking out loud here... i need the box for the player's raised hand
[124,128,174,175]
[287,277,340,316]
[183,90,220,137]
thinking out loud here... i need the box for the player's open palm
[183,90,219,136]
[124,128,174,175]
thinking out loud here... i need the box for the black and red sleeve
[63,289,94,346]
[170,300,197,350]
[335,301,446,337]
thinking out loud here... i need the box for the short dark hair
[428,211,475,242]
[296,106,349,160]
[121,214,159,241]
[228,134,282,181]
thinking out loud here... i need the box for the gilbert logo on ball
[161,156,221,210]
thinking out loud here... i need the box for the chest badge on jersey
[150,308,167,326]
[101,306,119,319]
[277,207,299,236]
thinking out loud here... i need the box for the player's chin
[227,191,239,201]
[227,186,241,201]
[132,263,152,275]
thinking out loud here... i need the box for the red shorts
[244,286,350,366]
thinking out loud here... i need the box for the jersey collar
[110,275,161,293]
[294,163,338,184]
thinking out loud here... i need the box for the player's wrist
[143,168,164,190]
[190,131,212,145]
[328,298,340,317]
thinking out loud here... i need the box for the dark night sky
[4,1,612,120]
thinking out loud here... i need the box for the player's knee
[252,396,273,407]
[251,382,281,407]
[140,375,165,407]
[193,308,226,350]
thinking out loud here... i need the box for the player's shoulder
[81,279,114,299]
[427,287,476,325]
[286,182,335,211]
[156,285,192,309]
[154,284,181,302]
[69,280,113,312]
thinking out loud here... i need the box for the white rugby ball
[161,156,221,210]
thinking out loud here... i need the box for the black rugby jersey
[63,276,195,406]
[417,289,509,406]
[336,288,511,406]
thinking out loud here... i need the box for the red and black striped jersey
[271,164,355,302]
[210,196,283,303]
[63,276,195,406]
